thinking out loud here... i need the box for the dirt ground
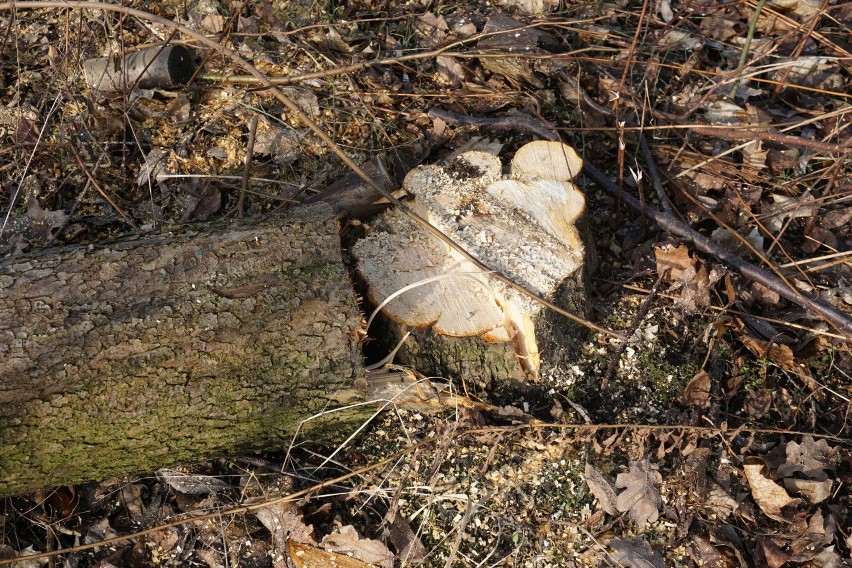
[1,0,850,566]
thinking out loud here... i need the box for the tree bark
[0,205,368,497]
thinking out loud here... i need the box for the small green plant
[512,529,529,548]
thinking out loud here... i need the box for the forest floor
[0,0,850,566]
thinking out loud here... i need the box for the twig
[611,0,650,210]
[238,115,258,219]
[771,0,831,96]
[69,144,138,229]
[730,0,769,100]
[427,108,560,142]
[686,124,851,154]
[638,134,675,216]
[743,0,851,58]
[602,276,663,389]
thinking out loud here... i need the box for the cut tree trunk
[0,205,369,497]
[353,141,593,389]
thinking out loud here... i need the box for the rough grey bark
[0,205,368,497]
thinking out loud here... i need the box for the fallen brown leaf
[584,463,618,515]
[615,459,662,529]
[609,536,664,568]
[654,243,695,282]
[683,370,712,408]
[289,540,376,568]
[776,435,832,480]
[320,525,394,568]
[742,457,802,523]
[757,535,790,568]
[740,335,817,391]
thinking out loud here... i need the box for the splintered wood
[353,140,590,384]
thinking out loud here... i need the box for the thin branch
[69,144,137,229]
[730,0,769,100]
[238,114,258,219]
[602,276,664,389]
[685,124,851,154]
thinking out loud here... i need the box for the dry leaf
[256,503,315,567]
[783,477,832,504]
[199,13,225,33]
[710,226,765,255]
[615,459,662,529]
[654,243,695,282]
[763,193,818,233]
[288,540,375,568]
[702,100,761,125]
[0,186,69,251]
[658,0,674,22]
[253,123,304,158]
[776,435,832,480]
[742,457,801,522]
[658,29,703,50]
[789,510,835,558]
[180,185,221,222]
[757,535,790,568]
[156,469,230,495]
[807,546,844,567]
[320,525,394,568]
[413,12,448,48]
[820,207,852,230]
[771,56,844,91]
[496,0,559,15]
[803,225,838,254]
[584,463,618,515]
[744,389,772,418]
[699,15,738,41]
[740,336,816,390]
[767,147,800,174]
[384,513,427,562]
[688,535,725,567]
[435,55,465,86]
[749,282,781,307]
[742,139,768,171]
[609,536,664,568]
[683,371,712,408]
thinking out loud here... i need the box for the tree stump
[0,205,368,497]
[353,141,592,388]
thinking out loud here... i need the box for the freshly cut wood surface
[510,140,583,181]
[354,141,591,384]
[0,205,367,497]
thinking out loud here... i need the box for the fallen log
[0,205,369,497]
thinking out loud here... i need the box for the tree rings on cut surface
[353,140,591,386]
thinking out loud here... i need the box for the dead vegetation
[0,0,850,566]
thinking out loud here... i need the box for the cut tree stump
[0,205,369,497]
[353,140,592,388]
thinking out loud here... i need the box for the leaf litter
[0,0,850,565]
